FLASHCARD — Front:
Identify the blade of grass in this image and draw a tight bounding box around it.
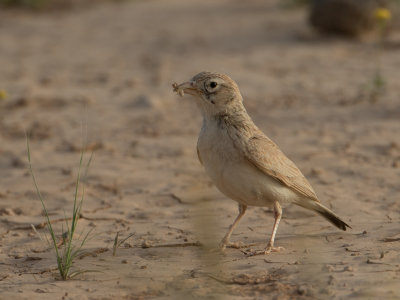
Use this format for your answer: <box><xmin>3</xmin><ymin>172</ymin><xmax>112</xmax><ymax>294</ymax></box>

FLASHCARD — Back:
<box><xmin>26</xmin><ymin>135</ymin><xmax>65</xmax><ymax>278</ymax></box>
<box><xmin>83</xmin><ymin>151</ymin><xmax>94</xmax><ymax>181</ymax></box>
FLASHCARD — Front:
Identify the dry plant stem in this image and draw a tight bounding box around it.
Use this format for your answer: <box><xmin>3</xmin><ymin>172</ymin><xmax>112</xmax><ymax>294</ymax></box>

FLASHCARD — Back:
<box><xmin>112</xmin><ymin>232</ymin><xmax>135</xmax><ymax>256</ymax></box>
<box><xmin>112</xmin><ymin>232</ymin><xmax>119</xmax><ymax>256</ymax></box>
<box><xmin>141</xmin><ymin>242</ymin><xmax>202</xmax><ymax>248</ymax></box>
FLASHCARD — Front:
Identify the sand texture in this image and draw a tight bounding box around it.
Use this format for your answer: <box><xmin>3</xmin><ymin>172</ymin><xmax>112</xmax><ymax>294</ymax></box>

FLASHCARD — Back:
<box><xmin>0</xmin><ymin>0</ymin><xmax>400</xmax><ymax>299</ymax></box>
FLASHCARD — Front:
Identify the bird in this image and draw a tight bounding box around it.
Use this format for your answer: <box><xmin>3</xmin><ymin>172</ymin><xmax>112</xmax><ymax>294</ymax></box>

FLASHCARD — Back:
<box><xmin>172</xmin><ymin>71</ymin><xmax>350</xmax><ymax>255</ymax></box>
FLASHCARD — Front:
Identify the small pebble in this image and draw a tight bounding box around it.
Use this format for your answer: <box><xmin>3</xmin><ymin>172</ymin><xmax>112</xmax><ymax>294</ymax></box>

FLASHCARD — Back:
<box><xmin>141</xmin><ymin>240</ymin><xmax>152</xmax><ymax>248</ymax></box>
<box><xmin>297</xmin><ymin>285</ymin><xmax>307</xmax><ymax>295</ymax></box>
<box><xmin>344</xmin><ymin>266</ymin><xmax>354</xmax><ymax>272</ymax></box>
<box><xmin>323</xmin><ymin>265</ymin><xmax>335</xmax><ymax>272</ymax></box>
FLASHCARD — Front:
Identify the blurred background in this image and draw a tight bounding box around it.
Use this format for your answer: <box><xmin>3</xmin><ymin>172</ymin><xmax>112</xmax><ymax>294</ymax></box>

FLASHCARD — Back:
<box><xmin>1</xmin><ymin>0</ymin><xmax>399</xmax><ymax>299</ymax></box>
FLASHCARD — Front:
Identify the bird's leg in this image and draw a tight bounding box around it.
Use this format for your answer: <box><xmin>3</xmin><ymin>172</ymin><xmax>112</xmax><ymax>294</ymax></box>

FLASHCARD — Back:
<box><xmin>247</xmin><ymin>201</ymin><xmax>284</xmax><ymax>256</ymax></box>
<box><xmin>264</xmin><ymin>201</ymin><xmax>284</xmax><ymax>253</ymax></box>
<box><xmin>219</xmin><ymin>204</ymin><xmax>247</xmax><ymax>250</ymax></box>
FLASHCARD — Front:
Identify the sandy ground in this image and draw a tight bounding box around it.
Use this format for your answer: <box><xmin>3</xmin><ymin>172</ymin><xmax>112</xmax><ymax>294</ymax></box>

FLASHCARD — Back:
<box><xmin>0</xmin><ymin>0</ymin><xmax>400</xmax><ymax>299</ymax></box>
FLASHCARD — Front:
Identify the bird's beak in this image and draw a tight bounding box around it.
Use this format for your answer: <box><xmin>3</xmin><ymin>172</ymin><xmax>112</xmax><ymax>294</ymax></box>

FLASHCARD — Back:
<box><xmin>172</xmin><ymin>81</ymin><xmax>199</xmax><ymax>97</ymax></box>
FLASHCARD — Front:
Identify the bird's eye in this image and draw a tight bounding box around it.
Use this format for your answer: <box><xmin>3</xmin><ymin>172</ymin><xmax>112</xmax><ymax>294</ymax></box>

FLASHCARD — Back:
<box><xmin>209</xmin><ymin>81</ymin><xmax>218</xmax><ymax>89</ymax></box>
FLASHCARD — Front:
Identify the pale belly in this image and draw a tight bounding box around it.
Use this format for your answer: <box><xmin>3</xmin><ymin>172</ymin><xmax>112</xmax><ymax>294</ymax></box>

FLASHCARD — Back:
<box><xmin>205</xmin><ymin>157</ymin><xmax>298</xmax><ymax>207</ymax></box>
<box><xmin>198</xmin><ymin>131</ymin><xmax>299</xmax><ymax>207</ymax></box>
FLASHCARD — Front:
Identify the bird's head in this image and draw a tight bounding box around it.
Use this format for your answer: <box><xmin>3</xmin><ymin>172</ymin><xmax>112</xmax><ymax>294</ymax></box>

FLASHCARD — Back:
<box><xmin>172</xmin><ymin>72</ymin><xmax>244</xmax><ymax>117</ymax></box>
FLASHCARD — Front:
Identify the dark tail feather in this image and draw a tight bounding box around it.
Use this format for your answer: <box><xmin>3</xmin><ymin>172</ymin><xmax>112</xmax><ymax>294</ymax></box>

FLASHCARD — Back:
<box><xmin>295</xmin><ymin>200</ymin><xmax>351</xmax><ymax>231</ymax></box>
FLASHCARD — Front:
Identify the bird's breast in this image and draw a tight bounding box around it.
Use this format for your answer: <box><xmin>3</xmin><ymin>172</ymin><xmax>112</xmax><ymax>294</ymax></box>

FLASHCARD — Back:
<box><xmin>197</xmin><ymin>123</ymin><xmax>261</xmax><ymax>205</ymax></box>
<box><xmin>197</xmin><ymin>124</ymin><xmax>239</xmax><ymax>181</ymax></box>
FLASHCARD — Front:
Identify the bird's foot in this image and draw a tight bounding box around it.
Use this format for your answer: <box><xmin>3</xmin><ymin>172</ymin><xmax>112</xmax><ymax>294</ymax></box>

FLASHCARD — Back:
<box><xmin>245</xmin><ymin>246</ymin><xmax>284</xmax><ymax>257</ymax></box>
<box><xmin>266</xmin><ymin>246</ymin><xmax>284</xmax><ymax>253</ymax></box>
<box><xmin>218</xmin><ymin>240</ymin><xmax>228</xmax><ymax>252</ymax></box>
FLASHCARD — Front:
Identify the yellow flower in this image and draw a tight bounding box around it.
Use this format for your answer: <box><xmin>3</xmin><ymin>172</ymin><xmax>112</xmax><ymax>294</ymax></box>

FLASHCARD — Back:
<box><xmin>0</xmin><ymin>89</ymin><xmax>7</xmax><ymax>101</ymax></box>
<box><xmin>374</xmin><ymin>8</ymin><xmax>392</xmax><ymax>21</ymax></box>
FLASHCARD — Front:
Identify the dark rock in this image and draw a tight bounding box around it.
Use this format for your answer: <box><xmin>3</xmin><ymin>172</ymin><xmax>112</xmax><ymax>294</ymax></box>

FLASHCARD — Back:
<box><xmin>309</xmin><ymin>0</ymin><xmax>387</xmax><ymax>36</ymax></box>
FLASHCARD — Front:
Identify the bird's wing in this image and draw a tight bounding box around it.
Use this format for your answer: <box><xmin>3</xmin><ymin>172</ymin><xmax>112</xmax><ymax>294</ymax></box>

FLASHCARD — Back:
<box><xmin>242</xmin><ymin>133</ymin><xmax>319</xmax><ymax>201</ymax></box>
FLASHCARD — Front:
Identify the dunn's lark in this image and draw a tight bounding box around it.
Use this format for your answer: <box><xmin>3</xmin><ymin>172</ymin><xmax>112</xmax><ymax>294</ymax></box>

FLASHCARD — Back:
<box><xmin>172</xmin><ymin>72</ymin><xmax>350</xmax><ymax>255</ymax></box>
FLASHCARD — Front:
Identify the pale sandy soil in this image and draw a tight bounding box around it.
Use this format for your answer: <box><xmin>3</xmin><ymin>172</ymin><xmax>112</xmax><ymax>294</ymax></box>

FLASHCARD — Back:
<box><xmin>0</xmin><ymin>0</ymin><xmax>400</xmax><ymax>299</ymax></box>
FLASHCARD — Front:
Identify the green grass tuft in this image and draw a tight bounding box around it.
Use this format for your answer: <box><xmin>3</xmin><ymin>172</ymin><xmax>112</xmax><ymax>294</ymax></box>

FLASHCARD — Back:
<box><xmin>27</xmin><ymin>135</ymin><xmax>93</xmax><ymax>280</ymax></box>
